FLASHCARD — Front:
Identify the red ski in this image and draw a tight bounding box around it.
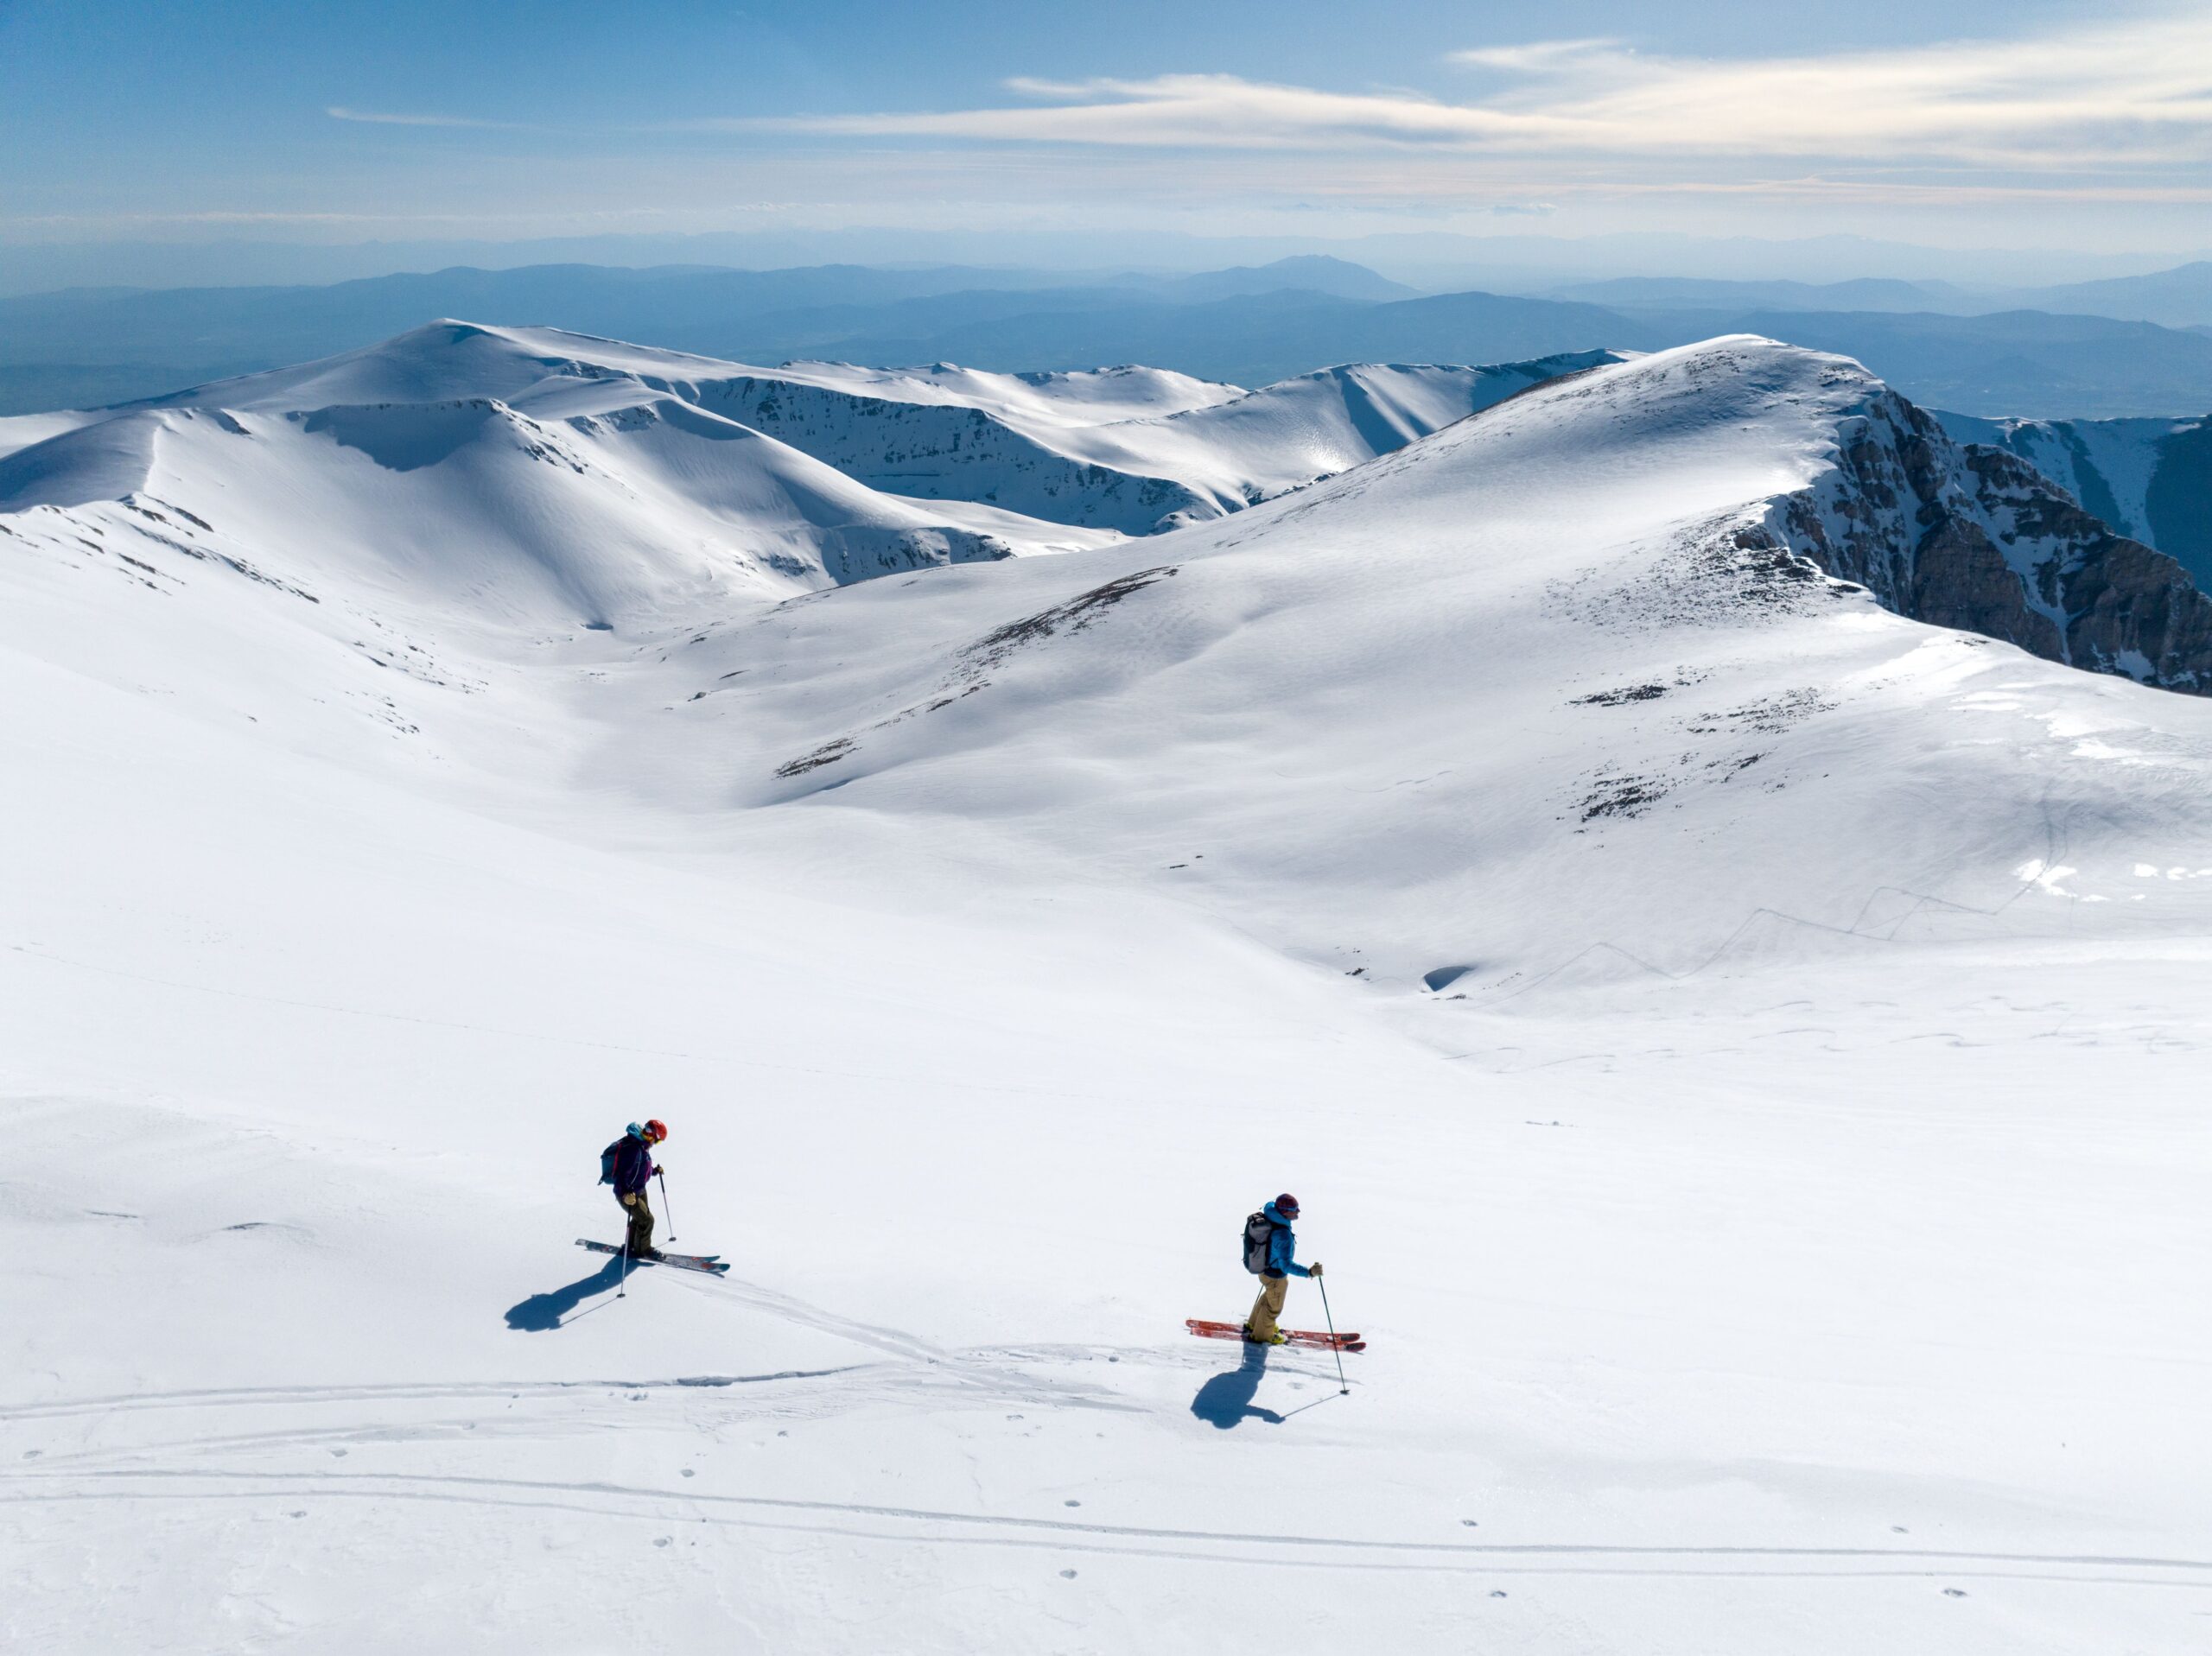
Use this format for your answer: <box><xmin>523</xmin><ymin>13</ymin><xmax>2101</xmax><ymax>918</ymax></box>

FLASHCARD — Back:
<box><xmin>1186</xmin><ymin>1318</ymin><xmax>1364</xmax><ymax>1353</ymax></box>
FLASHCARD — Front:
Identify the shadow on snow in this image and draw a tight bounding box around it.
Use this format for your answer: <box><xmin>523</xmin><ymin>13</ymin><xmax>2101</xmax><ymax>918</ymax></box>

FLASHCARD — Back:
<box><xmin>1190</xmin><ymin>1340</ymin><xmax>1283</xmax><ymax>1429</ymax></box>
<box><xmin>505</xmin><ymin>1257</ymin><xmax>626</xmax><ymax>1331</ymax></box>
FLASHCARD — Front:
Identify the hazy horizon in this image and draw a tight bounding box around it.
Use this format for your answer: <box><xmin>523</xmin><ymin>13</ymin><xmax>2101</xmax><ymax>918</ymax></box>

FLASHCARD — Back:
<box><xmin>3</xmin><ymin>227</ymin><xmax>2207</xmax><ymax>301</ymax></box>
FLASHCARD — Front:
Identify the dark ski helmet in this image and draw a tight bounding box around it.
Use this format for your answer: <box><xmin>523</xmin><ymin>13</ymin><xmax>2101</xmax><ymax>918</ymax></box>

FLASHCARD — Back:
<box><xmin>1274</xmin><ymin>1193</ymin><xmax>1300</xmax><ymax>1217</ymax></box>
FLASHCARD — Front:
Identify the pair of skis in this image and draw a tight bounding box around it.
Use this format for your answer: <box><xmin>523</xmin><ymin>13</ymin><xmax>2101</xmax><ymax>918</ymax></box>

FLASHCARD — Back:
<box><xmin>1185</xmin><ymin>1317</ymin><xmax>1364</xmax><ymax>1353</ymax></box>
<box><xmin>576</xmin><ymin>1238</ymin><xmax>729</xmax><ymax>1276</ymax></box>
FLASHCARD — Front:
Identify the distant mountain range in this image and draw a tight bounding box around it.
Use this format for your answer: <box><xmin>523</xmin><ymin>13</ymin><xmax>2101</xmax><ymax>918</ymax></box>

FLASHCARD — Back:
<box><xmin>0</xmin><ymin>256</ymin><xmax>1406</xmax><ymax>390</ymax></box>
<box><xmin>1541</xmin><ymin>263</ymin><xmax>2212</xmax><ymax>328</ymax></box>
<box><xmin>2008</xmin><ymin>262</ymin><xmax>2212</xmax><ymax>329</ymax></box>
<box><xmin>1547</xmin><ymin>276</ymin><xmax>1984</xmax><ymax>314</ymax></box>
<box><xmin>3</xmin><ymin>257</ymin><xmax>2209</xmax><ymax>421</ymax></box>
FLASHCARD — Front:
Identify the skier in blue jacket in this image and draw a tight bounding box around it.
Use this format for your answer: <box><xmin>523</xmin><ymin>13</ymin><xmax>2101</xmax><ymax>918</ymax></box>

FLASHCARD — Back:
<box><xmin>1244</xmin><ymin>1194</ymin><xmax>1322</xmax><ymax>1345</ymax></box>
<box><xmin>605</xmin><ymin>1120</ymin><xmax>666</xmax><ymax>1259</ymax></box>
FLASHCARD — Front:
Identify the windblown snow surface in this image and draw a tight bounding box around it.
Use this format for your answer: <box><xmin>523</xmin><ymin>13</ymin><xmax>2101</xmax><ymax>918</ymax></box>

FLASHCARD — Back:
<box><xmin>4</xmin><ymin>331</ymin><xmax>2212</xmax><ymax>1654</ymax></box>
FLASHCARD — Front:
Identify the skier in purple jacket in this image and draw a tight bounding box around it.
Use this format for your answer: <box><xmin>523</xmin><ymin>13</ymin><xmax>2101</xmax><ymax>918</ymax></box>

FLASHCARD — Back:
<box><xmin>605</xmin><ymin>1120</ymin><xmax>666</xmax><ymax>1259</ymax></box>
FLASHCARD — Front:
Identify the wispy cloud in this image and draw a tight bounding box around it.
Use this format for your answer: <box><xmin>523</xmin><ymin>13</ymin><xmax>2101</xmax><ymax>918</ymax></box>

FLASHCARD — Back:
<box><xmin>1447</xmin><ymin>17</ymin><xmax>2212</xmax><ymax>166</ymax></box>
<box><xmin>758</xmin><ymin>10</ymin><xmax>2212</xmax><ymax>170</ymax></box>
<box><xmin>1452</xmin><ymin>39</ymin><xmax>1623</xmax><ymax>74</ymax></box>
<box><xmin>326</xmin><ymin>106</ymin><xmax>525</xmax><ymax>130</ymax></box>
<box><xmin>761</xmin><ymin>73</ymin><xmax>1558</xmax><ymax>150</ymax></box>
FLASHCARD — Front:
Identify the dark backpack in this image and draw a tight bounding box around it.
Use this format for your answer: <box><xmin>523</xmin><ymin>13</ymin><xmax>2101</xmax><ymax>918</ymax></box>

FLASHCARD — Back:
<box><xmin>599</xmin><ymin>1139</ymin><xmax>625</xmax><ymax>1186</ymax></box>
<box><xmin>1242</xmin><ymin>1210</ymin><xmax>1277</xmax><ymax>1275</ymax></box>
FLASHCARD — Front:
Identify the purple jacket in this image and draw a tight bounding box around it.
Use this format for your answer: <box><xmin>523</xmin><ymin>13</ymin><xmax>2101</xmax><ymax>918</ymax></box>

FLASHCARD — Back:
<box><xmin>610</xmin><ymin>1135</ymin><xmax>657</xmax><ymax>1196</ymax></box>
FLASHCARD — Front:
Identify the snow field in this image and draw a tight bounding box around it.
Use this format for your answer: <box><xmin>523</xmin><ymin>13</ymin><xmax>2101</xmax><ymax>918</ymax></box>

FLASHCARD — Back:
<box><xmin>4</xmin><ymin>329</ymin><xmax>2212</xmax><ymax>1652</ymax></box>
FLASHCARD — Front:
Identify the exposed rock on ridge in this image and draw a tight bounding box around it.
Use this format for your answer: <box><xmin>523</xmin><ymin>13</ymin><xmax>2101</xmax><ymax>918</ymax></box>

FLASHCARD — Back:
<box><xmin>1933</xmin><ymin>408</ymin><xmax>2212</xmax><ymax>587</ymax></box>
<box><xmin>1763</xmin><ymin>386</ymin><xmax>2212</xmax><ymax>693</ymax></box>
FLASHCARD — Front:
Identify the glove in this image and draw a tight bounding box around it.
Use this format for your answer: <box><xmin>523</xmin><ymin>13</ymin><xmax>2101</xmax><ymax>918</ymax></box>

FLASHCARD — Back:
<box><xmin>1309</xmin><ymin>1261</ymin><xmax>1324</xmax><ymax>1278</ymax></box>
<box><xmin>652</xmin><ymin>1165</ymin><xmax>663</xmax><ymax>1178</ymax></box>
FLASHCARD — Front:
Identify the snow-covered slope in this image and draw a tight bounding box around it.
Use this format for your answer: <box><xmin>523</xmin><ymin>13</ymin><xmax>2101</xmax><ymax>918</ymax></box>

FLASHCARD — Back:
<box><xmin>0</xmin><ymin>325</ymin><xmax>1135</xmax><ymax>625</ymax></box>
<box><xmin>1937</xmin><ymin>408</ymin><xmax>2212</xmax><ymax>586</ymax></box>
<box><xmin>8</xmin><ymin>332</ymin><xmax>2212</xmax><ymax>1656</ymax></box>
<box><xmin>0</xmin><ymin>407</ymin><xmax>100</xmax><ymax>460</ymax></box>
<box><xmin>682</xmin><ymin>371</ymin><xmax>1224</xmax><ymax>533</ymax></box>
<box><xmin>672</xmin><ymin>351</ymin><xmax>1626</xmax><ymax>530</ymax></box>
<box><xmin>644</xmin><ymin>338</ymin><xmax>2212</xmax><ymax>983</ymax></box>
<box><xmin>758</xmin><ymin>358</ymin><xmax>1244</xmax><ymax>426</ymax></box>
<box><xmin>1028</xmin><ymin>352</ymin><xmax>1625</xmax><ymax>516</ymax></box>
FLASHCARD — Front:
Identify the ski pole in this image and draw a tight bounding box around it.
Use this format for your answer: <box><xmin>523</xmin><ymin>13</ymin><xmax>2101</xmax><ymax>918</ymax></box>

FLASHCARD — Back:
<box><xmin>618</xmin><ymin>1227</ymin><xmax>631</xmax><ymax>1299</ymax></box>
<box><xmin>1317</xmin><ymin>1274</ymin><xmax>1349</xmax><ymax>1395</ymax></box>
<box><xmin>658</xmin><ymin>1169</ymin><xmax>676</xmax><ymax>1242</ymax></box>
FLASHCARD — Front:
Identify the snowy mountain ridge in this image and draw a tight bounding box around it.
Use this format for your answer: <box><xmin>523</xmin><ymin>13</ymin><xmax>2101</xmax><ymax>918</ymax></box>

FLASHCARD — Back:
<box><xmin>11</xmin><ymin>327</ymin><xmax>2211</xmax><ymax>995</ymax></box>
<box><xmin>0</xmin><ymin>323</ymin><xmax>1632</xmax><ymax>555</ymax></box>
<box><xmin>17</xmin><ymin>325</ymin><xmax>2212</xmax><ymax>975</ymax></box>
<box><xmin>10</xmin><ymin>320</ymin><xmax>2207</xmax><ymax>695</ymax></box>
<box><xmin>0</xmin><ymin>389</ymin><xmax>1048</xmax><ymax>622</ymax></box>
<box><xmin>706</xmin><ymin>351</ymin><xmax>1628</xmax><ymax>528</ymax></box>
<box><xmin>651</xmin><ymin>336</ymin><xmax>2212</xmax><ymax>991</ymax></box>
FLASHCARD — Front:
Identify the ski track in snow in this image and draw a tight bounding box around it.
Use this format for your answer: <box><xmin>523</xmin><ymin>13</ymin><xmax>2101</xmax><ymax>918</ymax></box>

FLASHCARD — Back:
<box><xmin>10</xmin><ymin>1465</ymin><xmax>2212</xmax><ymax>1587</ymax></box>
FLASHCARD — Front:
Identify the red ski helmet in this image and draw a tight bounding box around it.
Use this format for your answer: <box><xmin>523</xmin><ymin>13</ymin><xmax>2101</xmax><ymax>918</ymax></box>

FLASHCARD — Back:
<box><xmin>642</xmin><ymin>1119</ymin><xmax>669</xmax><ymax>1144</ymax></box>
<box><xmin>1274</xmin><ymin>1193</ymin><xmax>1300</xmax><ymax>1217</ymax></box>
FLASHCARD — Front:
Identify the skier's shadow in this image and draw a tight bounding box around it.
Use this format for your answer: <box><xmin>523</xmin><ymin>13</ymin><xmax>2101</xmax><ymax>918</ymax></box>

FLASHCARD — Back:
<box><xmin>505</xmin><ymin>1259</ymin><xmax>626</xmax><ymax>1331</ymax></box>
<box><xmin>1190</xmin><ymin>1341</ymin><xmax>1283</xmax><ymax>1429</ymax></box>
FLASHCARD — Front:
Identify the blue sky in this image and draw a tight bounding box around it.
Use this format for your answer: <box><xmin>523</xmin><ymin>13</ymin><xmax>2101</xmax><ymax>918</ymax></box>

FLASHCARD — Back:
<box><xmin>4</xmin><ymin>0</ymin><xmax>2206</xmax><ymax>278</ymax></box>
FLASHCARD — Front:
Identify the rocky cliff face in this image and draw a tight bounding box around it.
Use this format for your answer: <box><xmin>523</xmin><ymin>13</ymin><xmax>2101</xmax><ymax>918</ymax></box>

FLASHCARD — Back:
<box><xmin>1761</xmin><ymin>387</ymin><xmax>2212</xmax><ymax>694</ymax></box>
<box><xmin>1933</xmin><ymin>409</ymin><xmax>2212</xmax><ymax>590</ymax></box>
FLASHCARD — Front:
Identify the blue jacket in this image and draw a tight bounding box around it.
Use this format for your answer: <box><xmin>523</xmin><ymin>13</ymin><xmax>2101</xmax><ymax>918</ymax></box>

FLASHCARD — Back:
<box><xmin>611</xmin><ymin>1134</ymin><xmax>657</xmax><ymax>1197</ymax></box>
<box><xmin>1262</xmin><ymin>1202</ymin><xmax>1310</xmax><ymax>1278</ymax></box>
